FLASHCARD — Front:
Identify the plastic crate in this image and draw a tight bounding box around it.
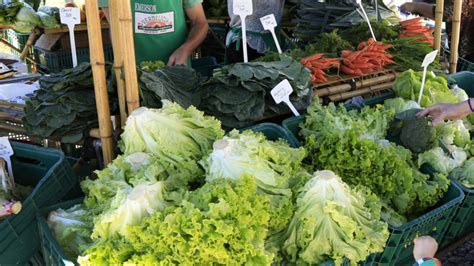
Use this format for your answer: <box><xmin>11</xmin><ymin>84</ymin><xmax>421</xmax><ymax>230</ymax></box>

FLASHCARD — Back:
<box><xmin>6</xmin><ymin>29</ymin><xmax>31</xmax><ymax>51</ymax></box>
<box><xmin>448</xmin><ymin>71</ymin><xmax>474</xmax><ymax>92</ymax></box>
<box><xmin>442</xmin><ymin>180</ymin><xmax>474</xmax><ymax>247</ymax></box>
<box><xmin>38</xmin><ymin>198</ymin><xmax>84</xmax><ymax>266</ymax></box>
<box><xmin>363</xmin><ymin>183</ymin><xmax>464</xmax><ymax>265</ymax></box>
<box><xmin>34</xmin><ymin>45</ymin><xmax>114</xmax><ymax>73</ymax></box>
<box><xmin>0</xmin><ymin>142</ymin><xmax>78</xmax><ymax>264</ymax></box>
<box><xmin>243</xmin><ymin>122</ymin><xmax>299</xmax><ymax>148</ymax></box>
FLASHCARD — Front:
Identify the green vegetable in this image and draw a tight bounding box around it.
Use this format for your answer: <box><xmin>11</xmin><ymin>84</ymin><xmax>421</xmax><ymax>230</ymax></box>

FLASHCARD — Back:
<box><xmin>139</xmin><ymin>65</ymin><xmax>202</xmax><ymax>109</ymax></box>
<box><xmin>37</xmin><ymin>11</ymin><xmax>59</xmax><ymax>29</ymax></box>
<box><xmin>0</xmin><ymin>0</ymin><xmax>23</xmax><ymax>26</ymax></box>
<box><xmin>279</xmin><ymin>170</ymin><xmax>389</xmax><ymax>265</ymax></box>
<box><xmin>418</xmin><ymin>146</ymin><xmax>468</xmax><ymax>175</ymax></box>
<box><xmin>139</xmin><ymin>60</ymin><xmax>165</xmax><ymax>72</ymax></box>
<box><xmin>450</xmin><ymin>158</ymin><xmax>474</xmax><ymax>188</ymax></box>
<box><xmin>301</xmin><ymin>101</ymin><xmax>449</xmax><ymax>220</ymax></box>
<box><xmin>383</xmin><ymin>97</ymin><xmax>421</xmax><ymax>114</ymax></box>
<box><xmin>387</xmin><ymin>38</ymin><xmax>442</xmax><ymax>72</ymax></box>
<box><xmin>394</xmin><ymin>70</ymin><xmax>458</xmax><ymax>107</ymax></box>
<box><xmin>340</xmin><ymin>19</ymin><xmax>399</xmax><ymax>47</ymax></box>
<box><xmin>79</xmin><ymin>176</ymin><xmax>275</xmax><ymax>265</ymax></box>
<box><xmin>13</xmin><ymin>4</ymin><xmax>41</xmax><ymax>33</ymax></box>
<box><xmin>199</xmin><ymin>55</ymin><xmax>312</xmax><ymax>128</ymax></box>
<box><xmin>23</xmin><ymin>63</ymin><xmax>117</xmax><ymax>143</ymax></box>
<box><xmin>47</xmin><ymin>204</ymin><xmax>93</xmax><ymax>260</ymax></box>
<box><xmin>119</xmin><ymin>102</ymin><xmax>224</xmax><ymax>161</ymax></box>
<box><xmin>202</xmin><ymin>129</ymin><xmax>308</xmax><ymax>234</ymax></box>
<box><xmin>436</xmin><ymin>120</ymin><xmax>471</xmax><ymax>149</ymax></box>
<box><xmin>37</xmin><ymin>6</ymin><xmax>59</xmax><ymax>20</ymax></box>
<box><xmin>399</xmin><ymin>117</ymin><xmax>436</xmax><ymax>154</ymax></box>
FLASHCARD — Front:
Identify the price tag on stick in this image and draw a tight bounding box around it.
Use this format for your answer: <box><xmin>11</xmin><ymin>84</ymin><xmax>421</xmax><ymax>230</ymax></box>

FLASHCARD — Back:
<box><xmin>356</xmin><ymin>0</ymin><xmax>377</xmax><ymax>41</ymax></box>
<box><xmin>60</xmin><ymin>7</ymin><xmax>81</xmax><ymax>67</ymax></box>
<box><xmin>260</xmin><ymin>14</ymin><xmax>282</xmax><ymax>54</ymax></box>
<box><xmin>417</xmin><ymin>50</ymin><xmax>439</xmax><ymax>105</ymax></box>
<box><xmin>271</xmin><ymin>79</ymin><xmax>300</xmax><ymax>116</ymax></box>
<box><xmin>233</xmin><ymin>0</ymin><xmax>253</xmax><ymax>63</ymax></box>
<box><xmin>0</xmin><ymin>137</ymin><xmax>14</xmax><ymax>189</ymax></box>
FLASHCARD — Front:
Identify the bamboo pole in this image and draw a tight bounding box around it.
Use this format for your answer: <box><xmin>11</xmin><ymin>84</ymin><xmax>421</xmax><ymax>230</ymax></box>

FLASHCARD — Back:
<box><xmin>20</xmin><ymin>29</ymin><xmax>40</xmax><ymax>61</ymax></box>
<box><xmin>449</xmin><ymin>0</ymin><xmax>463</xmax><ymax>73</ymax></box>
<box><xmin>328</xmin><ymin>82</ymin><xmax>394</xmax><ymax>102</ymax></box>
<box><xmin>314</xmin><ymin>73</ymin><xmax>398</xmax><ymax>97</ymax></box>
<box><xmin>108</xmin><ymin>0</ymin><xmax>127</xmax><ymax>127</ymax></box>
<box><xmin>85</xmin><ymin>0</ymin><xmax>114</xmax><ymax>165</ymax></box>
<box><xmin>118</xmin><ymin>0</ymin><xmax>140</xmax><ymax>113</ymax></box>
<box><xmin>433</xmin><ymin>0</ymin><xmax>444</xmax><ymax>52</ymax></box>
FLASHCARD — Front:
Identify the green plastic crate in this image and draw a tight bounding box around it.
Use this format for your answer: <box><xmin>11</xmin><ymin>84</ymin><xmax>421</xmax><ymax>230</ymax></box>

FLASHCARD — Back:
<box><xmin>448</xmin><ymin>71</ymin><xmax>474</xmax><ymax>92</ymax></box>
<box><xmin>243</xmin><ymin>122</ymin><xmax>299</xmax><ymax>148</ymax></box>
<box><xmin>38</xmin><ymin>198</ymin><xmax>84</xmax><ymax>266</ymax></box>
<box><xmin>6</xmin><ymin>29</ymin><xmax>30</xmax><ymax>51</ymax></box>
<box><xmin>0</xmin><ymin>142</ymin><xmax>78</xmax><ymax>264</ymax></box>
<box><xmin>34</xmin><ymin>45</ymin><xmax>114</xmax><ymax>73</ymax></box>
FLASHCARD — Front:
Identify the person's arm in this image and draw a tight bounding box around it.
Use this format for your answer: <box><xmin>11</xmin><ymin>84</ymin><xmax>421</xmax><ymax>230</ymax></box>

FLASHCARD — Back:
<box><xmin>417</xmin><ymin>98</ymin><xmax>474</xmax><ymax>125</ymax></box>
<box><xmin>412</xmin><ymin>236</ymin><xmax>441</xmax><ymax>266</ymax></box>
<box><xmin>400</xmin><ymin>2</ymin><xmax>436</xmax><ymax>20</ymax></box>
<box><xmin>167</xmin><ymin>4</ymin><xmax>209</xmax><ymax>66</ymax></box>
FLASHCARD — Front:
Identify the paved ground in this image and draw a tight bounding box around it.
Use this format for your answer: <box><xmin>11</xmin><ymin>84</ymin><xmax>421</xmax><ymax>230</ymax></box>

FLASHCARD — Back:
<box><xmin>439</xmin><ymin>233</ymin><xmax>474</xmax><ymax>266</ymax></box>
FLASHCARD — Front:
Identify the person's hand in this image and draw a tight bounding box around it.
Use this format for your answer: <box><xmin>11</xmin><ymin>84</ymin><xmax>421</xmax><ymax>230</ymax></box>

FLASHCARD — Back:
<box><xmin>413</xmin><ymin>236</ymin><xmax>438</xmax><ymax>261</ymax></box>
<box><xmin>167</xmin><ymin>45</ymin><xmax>192</xmax><ymax>66</ymax></box>
<box><xmin>417</xmin><ymin>100</ymin><xmax>472</xmax><ymax>125</ymax></box>
<box><xmin>400</xmin><ymin>3</ymin><xmax>416</xmax><ymax>13</ymax></box>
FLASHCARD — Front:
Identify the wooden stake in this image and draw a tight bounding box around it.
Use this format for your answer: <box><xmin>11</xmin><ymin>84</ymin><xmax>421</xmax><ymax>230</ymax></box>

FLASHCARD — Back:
<box><xmin>450</xmin><ymin>0</ymin><xmax>463</xmax><ymax>73</ymax></box>
<box><xmin>434</xmin><ymin>0</ymin><xmax>444</xmax><ymax>52</ymax></box>
<box><xmin>85</xmin><ymin>0</ymin><xmax>114</xmax><ymax>165</ymax></box>
<box><xmin>118</xmin><ymin>0</ymin><xmax>140</xmax><ymax>113</ymax></box>
<box><xmin>108</xmin><ymin>0</ymin><xmax>127</xmax><ymax>126</ymax></box>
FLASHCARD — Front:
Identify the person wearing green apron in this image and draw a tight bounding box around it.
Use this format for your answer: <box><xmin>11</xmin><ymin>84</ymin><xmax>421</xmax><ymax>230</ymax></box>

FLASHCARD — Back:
<box><xmin>99</xmin><ymin>0</ymin><xmax>208</xmax><ymax>65</ymax></box>
<box><xmin>226</xmin><ymin>0</ymin><xmax>285</xmax><ymax>63</ymax></box>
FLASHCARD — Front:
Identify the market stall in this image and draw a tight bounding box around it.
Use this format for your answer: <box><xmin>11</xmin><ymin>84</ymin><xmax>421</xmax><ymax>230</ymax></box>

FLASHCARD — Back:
<box><xmin>0</xmin><ymin>0</ymin><xmax>473</xmax><ymax>265</ymax></box>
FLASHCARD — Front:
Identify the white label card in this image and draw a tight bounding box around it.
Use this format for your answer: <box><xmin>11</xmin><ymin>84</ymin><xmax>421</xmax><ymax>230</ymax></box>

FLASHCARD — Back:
<box><xmin>271</xmin><ymin>79</ymin><xmax>293</xmax><ymax>104</ymax></box>
<box><xmin>422</xmin><ymin>50</ymin><xmax>439</xmax><ymax>67</ymax></box>
<box><xmin>60</xmin><ymin>7</ymin><xmax>81</xmax><ymax>25</ymax></box>
<box><xmin>233</xmin><ymin>0</ymin><xmax>253</xmax><ymax>16</ymax></box>
<box><xmin>260</xmin><ymin>14</ymin><xmax>277</xmax><ymax>31</ymax></box>
<box><xmin>0</xmin><ymin>137</ymin><xmax>13</xmax><ymax>158</ymax></box>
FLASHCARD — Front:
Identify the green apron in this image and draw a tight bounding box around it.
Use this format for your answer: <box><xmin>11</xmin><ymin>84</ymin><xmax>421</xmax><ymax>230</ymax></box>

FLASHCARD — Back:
<box><xmin>132</xmin><ymin>0</ymin><xmax>188</xmax><ymax>63</ymax></box>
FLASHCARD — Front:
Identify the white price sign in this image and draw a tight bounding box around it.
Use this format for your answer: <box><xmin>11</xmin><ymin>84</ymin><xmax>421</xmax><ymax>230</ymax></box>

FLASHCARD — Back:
<box><xmin>418</xmin><ymin>50</ymin><xmax>439</xmax><ymax>104</ymax></box>
<box><xmin>0</xmin><ymin>137</ymin><xmax>14</xmax><ymax>184</ymax></box>
<box><xmin>260</xmin><ymin>14</ymin><xmax>282</xmax><ymax>54</ymax></box>
<box><xmin>271</xmin><ymin>79</ymin><xmax>300</xmax><ymax>116</ymax></box>
<box><xmin>60</xmin><ymin>7</ymin><xmax>81</xmax><ymax>25</ymax></box>
<box><xmin>60</xmin><ymin>7</ymin><xmax>81</xmax><ymax>67</ymax></box>
<box><xmin>233</xmin><ymin>0</ymin><xmax>253</xmax><ymax>63</ymax></box>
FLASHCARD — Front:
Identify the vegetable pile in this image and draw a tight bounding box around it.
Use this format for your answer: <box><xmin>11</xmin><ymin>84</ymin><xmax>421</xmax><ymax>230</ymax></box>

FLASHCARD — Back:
<box><xmin>0</xmin><ymin>1</ymin><xmax>59</xmax><ymax>32</ymax></box>
<box><xmin>300</xmin><ymin>53</ymin><xmax>339</xmax><ymax>83</ymax></box>
<box><xmin>198</xmin><ymin>55</ymin><xmax>312</xmax><ymax>128</ymax></box>
<box><xmin>23</xmin><ymin>63</ymin><xmax>117</xmax><ymax>143</ymax></box>
<box><xmin>399</xmin><ymin>17</ymin><xmax>434</xmax><ymax>47</ymax></box>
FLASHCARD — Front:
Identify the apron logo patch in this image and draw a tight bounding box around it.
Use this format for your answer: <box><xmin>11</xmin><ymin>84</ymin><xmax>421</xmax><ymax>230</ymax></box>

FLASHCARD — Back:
<box><xmin>135</xmin><ymin>11</ymin><xmax>175</xmax><ymax>35</ymax></box>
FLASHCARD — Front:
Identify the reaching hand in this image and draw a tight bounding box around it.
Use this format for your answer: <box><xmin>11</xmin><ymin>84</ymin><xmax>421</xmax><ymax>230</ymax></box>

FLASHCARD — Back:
<box><xmin>417</xmin><ymin>100</ymin><xmax>473</xmax><ymax>125</ymax></box>
<box><xmin>413</xmin><ymin>236</ymin><xmax>438</xmax><ymax>261</ymax></box>
<box><xmin>167</xmin><ymin>45</ymin><xmax>192</xmax><ymax>66</ymax></box>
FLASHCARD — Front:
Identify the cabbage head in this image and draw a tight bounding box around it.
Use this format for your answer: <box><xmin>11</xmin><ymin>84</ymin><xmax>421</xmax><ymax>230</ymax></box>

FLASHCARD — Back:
<box><xmin>418</xmin><ymin>146</ymin><xmax>468</xmax><ymax>174</ymax></box>
<box><xmin>280</xmin><ymin>170</ymin><xmax>389</xmax><ymax>265</ymax></box>
<box><xmin>13</xmin><ymin>5</ymin><xmax>41</xmax><ymax>33</ymax></box>
<box><xmin>384</xmin><ymin>97</ymin><xmax>420</xmax><ymax>114</ymax></box>
<box><xmin>119</xmin><ymin>101</ymin><xmax>224</xmax><ymax>162</ymax></box>
<box><xmin>450</xmin><ymin>158</ymin><xmax>474</xmax><ymax>189</ymax></box>
<box><xmin>436</xmin><ymin>120</ymin><xmax>471</xmax><ymax>149</ymax></box>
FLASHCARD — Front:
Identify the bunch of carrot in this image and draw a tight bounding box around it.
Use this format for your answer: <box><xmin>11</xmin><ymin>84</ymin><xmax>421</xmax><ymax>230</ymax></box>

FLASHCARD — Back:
<box><xmin>340</xmin><ymin>38</ymin><xmax>395</xmax><ymax>76</ymax></box>
<box><xmin>301</xmin><ymin>53</ymin><xmax>340</xmax><ymax>83</ymax></box>
<box><xmin>399</xmin><ymin>17</ymin><xmax>434</xmax><ymax>47</ymax></box>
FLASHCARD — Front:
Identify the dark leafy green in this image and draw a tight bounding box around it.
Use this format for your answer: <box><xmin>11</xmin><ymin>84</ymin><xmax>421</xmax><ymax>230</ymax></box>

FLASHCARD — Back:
<box><xmin>23</xmin><ymin>63</ymin><xmax>117</xmax><ymax>143</ymax></box>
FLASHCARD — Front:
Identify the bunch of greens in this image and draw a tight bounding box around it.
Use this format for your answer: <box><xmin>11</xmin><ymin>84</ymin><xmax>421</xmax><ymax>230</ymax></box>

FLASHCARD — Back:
<box><xmin>139</xmin><ymin>65</ymin><xmax>201</xmax><ymax>109</ymax></box>
<box><xmin>79</xmin><ymin>176</ymin><xmax>275</xmax><ymax>265</ymax></box>
<box><xmin>23</xmin><ymin>63</ymin><xmax>117</xmax><ymax>143</ymax></box>
<box><xmin>119</xmin><ymin>102</ymin><xmax>224</xmax><ymax>160</ymax></box>
<box><xmin>47</xmin><ymin>204</ymin><xmax>93</xmax><ymax>259</ymax></box>
<box><xmin>12</xmin><ymin>3</ymin><xmax>40</xmax><ymax>32</ymax></box>
<box><xmin>450</xmin><ymin>158</ymin><xmax>474</xmax><ymax>189</ymax></box>
<box><xmin>300</xmin><ymin>101</ymin><xmax>450</xmax><ymax>223</ymax></box>
<box><xmin>394</xmin><ymin>70</ymin><xmax>460</xmax><ymax>107</ymax></box>
<box><xmin>199</xmin><ymin>55</ymin><xmax>311</xmax><ymax>128</ymax></box>
<box><xmin>278</xmin><ymin>170</ymin><xmax>389</xmax><ymax>265</ymax></box>
<box><xmin>36</xmin><ymin>10</ymin><xmax>59</xmax><ymax>29</ymax></box>
<box><xmin>139</xmin><ymin>60</ymin><xmax>165</xmax><ymax>72</ymax></box>
<box><xmin>387</xmin><ymin>38</ymin><xmax>442</xmax><ymax>72</ymax></box>
<box><xmin>418</xmin><ymin>146</ymin><xmax>468</xmax><ymax>175</ymax></box>
<box><xmin>202</xmin><ymin>130</ymin><xmax>308</xmax><ymax>234</ymax></box>
<box><xmin>340</xmin><ymin>19</ymin><xmax>399</xmax><ymax>47</ymax></box>
<box><xmin>0</xmin><ymin>0</ymin><xmax>23</xmax><ymax>26</ymax></box>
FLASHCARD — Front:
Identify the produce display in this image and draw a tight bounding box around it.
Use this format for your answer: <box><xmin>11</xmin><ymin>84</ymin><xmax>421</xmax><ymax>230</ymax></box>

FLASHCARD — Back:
<box><xmin>0</xmin><ymin>1</ymin><xmax>59</xmax><ymax>32</ymax></box>
<box><xmin>199</xmin><ymin>55</ymin><xmax>312</xmax><ymax>128</ymax></box>
<box><xmin>450</xmin><ymin>158</ymin><xmax>474</xmax><ymax>188</ymax></box>
<box><xmin>399</xmin><ymin>17</ymin><xmax>434</xmax><ymax>47</ymax></box>
<box><xmin>22</xmin><ymin>63</ymin><xmax>117</xmax><ymax>143</ymax></box>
